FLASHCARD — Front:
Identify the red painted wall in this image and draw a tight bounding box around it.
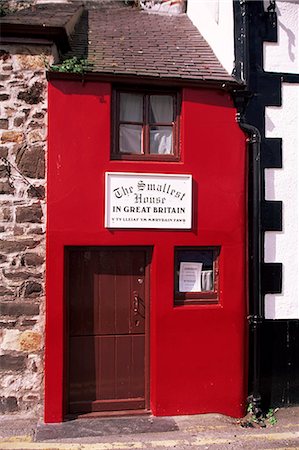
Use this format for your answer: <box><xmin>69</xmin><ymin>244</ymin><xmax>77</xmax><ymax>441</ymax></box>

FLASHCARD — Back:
<box><xmin>45</xmin><ymin>80</ymin><xmax>247</xmax><ymax>423</ymax></box>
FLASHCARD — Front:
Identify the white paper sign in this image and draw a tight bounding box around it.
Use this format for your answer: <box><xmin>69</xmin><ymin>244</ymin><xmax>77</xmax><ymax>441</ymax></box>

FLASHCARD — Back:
<box><xmin>179</xmin><ymin>262</ymin><xmax>202</xmax><ymax>292</ymax></box>
<box><xmin>105</xmin><ymin>172</ymin><xmax>192</xmax><ymax>229</ymax></box>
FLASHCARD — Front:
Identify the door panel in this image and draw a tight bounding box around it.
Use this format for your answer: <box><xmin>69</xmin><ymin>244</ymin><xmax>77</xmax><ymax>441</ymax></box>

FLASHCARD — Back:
<box><xmin>67</xmin><ymin>247</ymin><xmax>149</xmax><ymax>415</ymax></box>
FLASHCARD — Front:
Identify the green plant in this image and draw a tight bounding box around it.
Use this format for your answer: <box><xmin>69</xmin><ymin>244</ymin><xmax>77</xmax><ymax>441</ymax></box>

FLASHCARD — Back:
<box><xmin>50</xmin><ymin>57</ymin><xmax>93</xmax><ymax>74</ymax></box>
<box><xmin>241</xmin><ymin>402</ymin><xmax>278</xmax><ymax>428</ymax></box>
<box><xmin>266</xmin><ymin>408</ymin><xmax>278</xmax><ymax>426</ymax></box>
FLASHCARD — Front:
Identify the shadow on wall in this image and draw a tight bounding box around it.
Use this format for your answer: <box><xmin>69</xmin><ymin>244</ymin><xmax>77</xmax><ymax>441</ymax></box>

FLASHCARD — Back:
<box><xmin>276</xmin><ymin>4</ymin><xmax>296</xmax><ymax>63</ymax></box>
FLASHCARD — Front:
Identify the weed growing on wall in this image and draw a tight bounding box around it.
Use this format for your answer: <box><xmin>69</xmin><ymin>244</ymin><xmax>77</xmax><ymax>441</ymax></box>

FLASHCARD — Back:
<box><xmin>239</xmin><ymin>403</ymin><xmax>278</xmax><ymax>428</ymax></box>
<box><xmin>49</xmin><ymin>57</ymin><xmax>93</xmax><ymax>74</ymax></box>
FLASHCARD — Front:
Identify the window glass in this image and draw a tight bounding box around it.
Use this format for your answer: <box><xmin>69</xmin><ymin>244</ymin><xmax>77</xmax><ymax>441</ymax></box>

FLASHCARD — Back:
<box><xmin>149</xmin><ymin>95</ymin><xmax>173</xmax><ymax>123</ymax></box>
<box><xmin>120</xmin><ymin>93</ymin><xmax>143</xmax><ymax>122</ymax></box>
<box><xmin>113</xmin><ymin>89</ymin><xmax>179</xmax><ymax>159</ymax></box>
<box><xmin>119</xmin><ymin>124</ymin><xmax>142</xmax><ymax>153</ymax></box>
<box><xmin>149</xmin><ymin>126</ymin><xmax>173</xmax><ymax>154</ymax></box>
<box><xmin>174</xmin><ymin>247</ymin><xmax>220</xmax><ymax>305</ymax></box>
<box><xmin>176</xmin><ymin>249</ymin><xmax>214</xmax><ymax>292</ymax></box>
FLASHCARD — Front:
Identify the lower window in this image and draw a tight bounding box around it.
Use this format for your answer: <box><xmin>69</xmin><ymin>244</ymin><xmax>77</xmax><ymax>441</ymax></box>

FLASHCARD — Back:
<box><xmin>174</xmin><ymin>247</ymin><xmax>220</xmax><ymax>305</ymax></box>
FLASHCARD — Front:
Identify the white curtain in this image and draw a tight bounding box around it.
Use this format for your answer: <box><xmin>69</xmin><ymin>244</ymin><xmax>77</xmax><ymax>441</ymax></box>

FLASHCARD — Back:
<box><xmin>120</xmin><ymin>93</ymin><xmax>143</xmax><ymax>122</ymax></box>
<box><xmin>150</xmin><ymin>95</ymin><xmax>173</xmax><ymax>123</ymax></box>
<box><xmin>150</xmin><ymin>127</ymin><xmax>173</xmax><ymax>154</ymax></box>
<box><xmin>119</xmin><ymin>124</ymin><xmax>142</xmax><ymax>153</ymax></box>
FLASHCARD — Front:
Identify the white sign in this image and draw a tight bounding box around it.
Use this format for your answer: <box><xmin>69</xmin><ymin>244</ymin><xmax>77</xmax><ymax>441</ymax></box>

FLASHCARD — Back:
<box><xmin>105</xmin><ymin>172</ymin><xmax>192</xmax><ymax>229</ymax></box>
<box><xmin>179</xmin><ymin>262</ymin><xmax>202</xmax><ymax>292</ymax></box>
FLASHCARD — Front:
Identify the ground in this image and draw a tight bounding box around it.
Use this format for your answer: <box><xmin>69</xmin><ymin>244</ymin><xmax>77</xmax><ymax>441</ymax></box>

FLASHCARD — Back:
<box><xmin>0</xmin><ymin>407</ymin><xmax>298</xmax><ymax>449</ymax></box>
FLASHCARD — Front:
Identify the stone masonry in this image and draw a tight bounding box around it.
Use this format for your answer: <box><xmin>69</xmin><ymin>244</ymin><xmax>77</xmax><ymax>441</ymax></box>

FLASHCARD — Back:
<box><xmin>0</xmin><ymin>43</ymin><xmax>55</xmax><ymax>417</ymax></box>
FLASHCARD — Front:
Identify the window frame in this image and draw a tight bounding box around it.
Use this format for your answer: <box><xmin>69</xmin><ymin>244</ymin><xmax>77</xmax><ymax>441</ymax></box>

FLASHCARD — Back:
<box><xmin>174</xmin><ymin>246</ymin><xmax>220</xmax><ymax>306</ymax></box>
<box><xmin>111</xmin><ymin>87</ymin><xmax>181</xmax><ymax>161</ymax></box>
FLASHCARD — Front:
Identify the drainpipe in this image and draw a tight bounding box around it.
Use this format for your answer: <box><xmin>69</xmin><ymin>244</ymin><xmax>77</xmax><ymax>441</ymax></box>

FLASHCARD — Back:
<box><xmin>236</xmin><ymin>113</ymin><xmax>263</xmax><ymax>417</ymax></box>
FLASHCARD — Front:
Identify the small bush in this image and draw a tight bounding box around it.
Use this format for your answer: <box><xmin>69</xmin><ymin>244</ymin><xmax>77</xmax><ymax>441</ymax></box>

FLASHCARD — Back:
<box><xmin>50</xmin><ymin>57</ymin><xmax>93</xmax><ymax>74</ymax></box>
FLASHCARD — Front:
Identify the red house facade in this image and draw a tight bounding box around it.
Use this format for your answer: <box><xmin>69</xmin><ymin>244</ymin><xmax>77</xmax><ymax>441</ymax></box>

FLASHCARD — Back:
<box><xmin>45</xmin><ymin>77</ymin><xmax>247</xmax><ymax>421</ymax></box>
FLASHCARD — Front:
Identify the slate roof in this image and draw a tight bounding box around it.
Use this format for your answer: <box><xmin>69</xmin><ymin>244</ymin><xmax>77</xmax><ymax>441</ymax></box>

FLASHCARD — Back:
<box><xmin>0</xmin><ymin>3</ymin><xmax>84</xmax><ymax>51</ymax></box>
<box><xmin>0</xmin><ymin>1</ymin><xmax>236</xmax><ymax>84</ymax></box>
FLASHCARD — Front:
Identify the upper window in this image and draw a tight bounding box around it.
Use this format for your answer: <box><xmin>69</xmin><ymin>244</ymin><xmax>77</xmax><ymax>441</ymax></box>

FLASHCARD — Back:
<box><xmin>112</xmin><ymin>89</ymin><xmax>180</xmax><ymax>160</ymax></box>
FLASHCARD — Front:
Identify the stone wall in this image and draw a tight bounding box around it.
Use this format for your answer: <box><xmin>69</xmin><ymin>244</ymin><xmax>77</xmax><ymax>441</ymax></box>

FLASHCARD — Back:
<box><xmin>0</xmin><ymin>43</ymin><xmax>54</xmax><ymax>417</ymax></box>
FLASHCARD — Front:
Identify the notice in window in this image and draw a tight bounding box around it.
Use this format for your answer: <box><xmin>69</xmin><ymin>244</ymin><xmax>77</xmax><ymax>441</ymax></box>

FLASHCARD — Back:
<box><xmin>179</xmin><ymin>262</ymin><xmax>202</xmax><ymax>292</ymax></box>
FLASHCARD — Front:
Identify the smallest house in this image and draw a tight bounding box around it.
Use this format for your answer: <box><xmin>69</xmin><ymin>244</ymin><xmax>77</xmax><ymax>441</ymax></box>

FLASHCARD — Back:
<box><xmin>1</xmin><ymin>0</ymin><xmax>248</xmax><ymax>423</ymax></box>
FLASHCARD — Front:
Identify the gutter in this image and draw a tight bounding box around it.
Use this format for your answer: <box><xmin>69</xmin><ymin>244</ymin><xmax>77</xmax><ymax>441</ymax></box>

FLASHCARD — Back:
<box><xmin>236</xmin><ymin>109</ymin><xmax>263</xmax><ymax>417</ymax></box>
<box><xmin>46</xmin><ymin>70</ymin><xmax>243</xmax><ymax>92</ymax></box>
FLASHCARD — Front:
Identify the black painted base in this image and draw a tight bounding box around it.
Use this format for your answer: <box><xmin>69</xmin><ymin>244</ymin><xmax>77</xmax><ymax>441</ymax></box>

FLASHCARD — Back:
<box><xmin>250</xmin><ymin>320</ymin><xmax>299</xmax><ymax>409</ymax></box>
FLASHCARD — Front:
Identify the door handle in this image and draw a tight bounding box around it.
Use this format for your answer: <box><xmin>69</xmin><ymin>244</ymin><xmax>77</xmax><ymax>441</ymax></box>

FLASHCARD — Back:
<box><xmin>133</xmin><ymin>292</ymin><xmax>139</xmax><ymax>314</ymax></box>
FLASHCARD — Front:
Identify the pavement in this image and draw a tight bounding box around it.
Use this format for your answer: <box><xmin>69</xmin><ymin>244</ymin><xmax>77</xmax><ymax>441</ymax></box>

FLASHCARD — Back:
<box><xmin>0</xmin><ymin>407</ymin><xmax>299</xmax><ymax>449</ymax></box>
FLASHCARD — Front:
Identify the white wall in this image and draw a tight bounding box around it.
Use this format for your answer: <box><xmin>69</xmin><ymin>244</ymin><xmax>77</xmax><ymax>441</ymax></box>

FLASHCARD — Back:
<box><xmin>187</xmin><ymin>0</ymin><xmax>234</xmax><ymax>75</ymax></box>
<box><xmin>264</xmin><ymin>84</ymin><xmax>299</xmax><ymax>319</ymax></box>
<box><xmin>264</xmin><ymin>1</ymin><xmax>299</xmax><ymax>319</ymax></box>
<box><xmin>264</xmin><ymin>0</ymin><xmax>299</xmax><ymax>74</ymax></box>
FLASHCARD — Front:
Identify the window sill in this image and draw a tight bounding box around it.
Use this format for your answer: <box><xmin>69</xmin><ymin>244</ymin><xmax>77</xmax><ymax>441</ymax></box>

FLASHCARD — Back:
<box><xmin>174</xmin><ymin>292</ymin><xmax>219</xmax><ymax>306</ymax></box>
<box><xmin>111</xmin><ymin>154</ymin><xmax>180</xmax><ymax>162</ymax></box>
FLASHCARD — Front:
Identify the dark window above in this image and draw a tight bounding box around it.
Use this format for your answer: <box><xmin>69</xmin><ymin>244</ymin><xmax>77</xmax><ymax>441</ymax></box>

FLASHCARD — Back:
<box><xmin>112</xmin><ymin>89</ymin><xmax>180</xmax><ymax>161</ymax></box>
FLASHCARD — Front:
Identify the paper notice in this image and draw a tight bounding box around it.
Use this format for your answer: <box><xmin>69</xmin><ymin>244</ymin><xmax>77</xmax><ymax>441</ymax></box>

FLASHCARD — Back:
<box><xmin>179</xmin><ymin>262</ymin><xmax>202</xmax><ymax>292</ymax></box>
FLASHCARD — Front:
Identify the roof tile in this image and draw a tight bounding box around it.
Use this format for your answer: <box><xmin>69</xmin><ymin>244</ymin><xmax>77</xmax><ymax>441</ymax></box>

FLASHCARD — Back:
<box><xmin>1</xmin><ymin>1</ymin><xmax>235</xmax><ymax>83</ymax></box>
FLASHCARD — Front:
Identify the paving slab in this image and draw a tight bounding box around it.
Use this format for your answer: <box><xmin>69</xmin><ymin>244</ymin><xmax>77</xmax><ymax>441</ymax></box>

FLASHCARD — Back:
<box><xmin>35</xmin><ymin>416</ymin><xmax>178</xmax><ymax>441</ymax></box>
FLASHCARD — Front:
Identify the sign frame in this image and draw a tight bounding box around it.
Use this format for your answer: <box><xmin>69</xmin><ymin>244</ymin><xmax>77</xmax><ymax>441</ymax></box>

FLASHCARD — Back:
<box><xmin>105</xmin><ymin>172</ymin><xmax>192</xmax><ymax>229</ymax></box>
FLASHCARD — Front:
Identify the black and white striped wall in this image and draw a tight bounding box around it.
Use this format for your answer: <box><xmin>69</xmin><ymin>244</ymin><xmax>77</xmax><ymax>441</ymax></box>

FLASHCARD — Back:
<box><xmin>188</xmin><ymin>0</ymin><xmax>299</xmax><ymax>407</ymax></box>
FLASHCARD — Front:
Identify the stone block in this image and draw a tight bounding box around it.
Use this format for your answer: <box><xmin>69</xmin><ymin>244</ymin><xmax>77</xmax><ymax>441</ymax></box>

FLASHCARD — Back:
<box><xmin>33</xmin><ymin>112</ymin><xmax>44</xmax><ymax>119</ymax></box>
<box><xmin>28</xmin><ymin>121</ymin><xmax>41</xmax><ymax>130</ymax></box>
<box><xmin>0</xmin><ymin>94</ymin><xmax>10</xmax><ymax>102</ymax></box>
<box><xmin>23</xmin><ymin>281</ymin><xmax>43</xmax><ymax>298</ymax></box>
<box><xmin>0</xmin><ymin>302</ymin><xmax>39</xmax><ymax>317</ymax></box>
<box><xmin>16</xmin><ymin>146</ymin><xmax>45</xmax><ymax>179</ymax></box>
<box><xmin>0</xmin><ymin>207</ymin><xmax>12</xmax><ymax>221</ymax></box>
<box><xmin>0</xmin><ymin>239</ymin><xmax>40</xmax><ymax>253</ymax></box>
<box><xmin>17</xmin><ymin>81</ymin><xmax>44</xmax><ymax>105</ymax></box>
<box><xmin>22</xmin><ymin>253</ymin><xmax>44</xmax><ymax>267</ymax></box>
<box><xmin>22</xmin><ymin>108</ymin><xmax>30</xmax><ymax>118</ymax></box>
<box><xmin>0</xmin><ymin>254</ymin><xmax>8</xmax><ymax>263</ymax></box>
<box><xmin>0</xmin><ymin>355</ymin><xmax>27</xmax><ymax>370</ymax></box>
<box><xmin>31</xmin><ymin>227</ymin><xmax>44</xmax><ymax>235</ymax></box>
<box><xmin>0</xmin><ymin>119</ymin><xmax>8</xmax><ymax>129</ymax></box>
<box><xmin>13</xmin><ymin>117</ymin><xmax>25</xmax><ymax>127</ymax></box>
<box><xmin>4</xmin><ymin>107</ymin><xmax>15</xmax><ymax>118</ymax></box>
<box><xmin>17</xmin><ymin>54</ymin><xmax>45</xmax><ymax>70</ymax></box>
<box><xmin>0</xmin><ymin>286</ymin><xmax>14</xmax><ymax>297</ymax></box>
<box><xmin>19</xmin><ymin>331</ymin><xmax>42</xmax><ymax>352</ymax></box>
<box><xmin>3</xmin><ymin>271</ymin><xmax>42</xmax><ymax>281</ymax></box>
<box><xmin>0</xmin><ymin>164</ymin><xmax>9</xmax><ymax>177</ymax></box>
<box><xmin>20</xmin><ymin>318</ymin><xmax>37</xmax><ymax>328</ymax></box>
<box><xmin>13</xmin><ymin>226</ymin><xmax>24</xmax><ymax>236</ymax></box>
<box><xmin>16</xmin><ymin>204</ymin><xmax>43</xmax><ymax>223</ymax></box>
<box><xmin>0</xmin><ymin>319</ymin><xmax>17</xmax><ymax>328</ymax></box>
<box><xmin>0</xmin><ymin>181</ymin><xmax>14</xmax><ymax>195</ymax></box>
<box><xmin>28</xmin><ymin>130</ymin><xmax>43</xmax><ymax>144</ymax></box>
<box><xmin>0</xmin><ymin>396</ymin><xmax>18</xmax><ymax>413</ymax></box>
<box><xmin>2</xmin><ymin>65</ymin><xmax>13</xmax><ymax>71</ymax></box>
<box><xmin>27</xmin><ymin>185</ymin><xmax>45</xmax><ymax>199</ymax></box>
<box><xmin>0</xmin><ymin>146</ymin><xmax>8</xmax><ymax>158</ymax></box>
<box><xmin>0</xmin><ymin>50</ymin><xmax>10</xmax><ymax>61</ymax></box>
<box><xmin>1</xmin><ymin>329</ymin><xmax>21</xmax><ymax>351</ymax></box>
<box><xmin>1</xmin><ymin>131</ymin><xmax>24</xmax><ymax>144</ymax></box>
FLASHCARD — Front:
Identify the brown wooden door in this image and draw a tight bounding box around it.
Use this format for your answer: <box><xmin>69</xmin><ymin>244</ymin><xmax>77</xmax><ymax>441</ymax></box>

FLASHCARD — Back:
<box><xmin>66</xmin><ymin>247</ymin><xmax>149</xmax><ymax>415</ymax></box>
